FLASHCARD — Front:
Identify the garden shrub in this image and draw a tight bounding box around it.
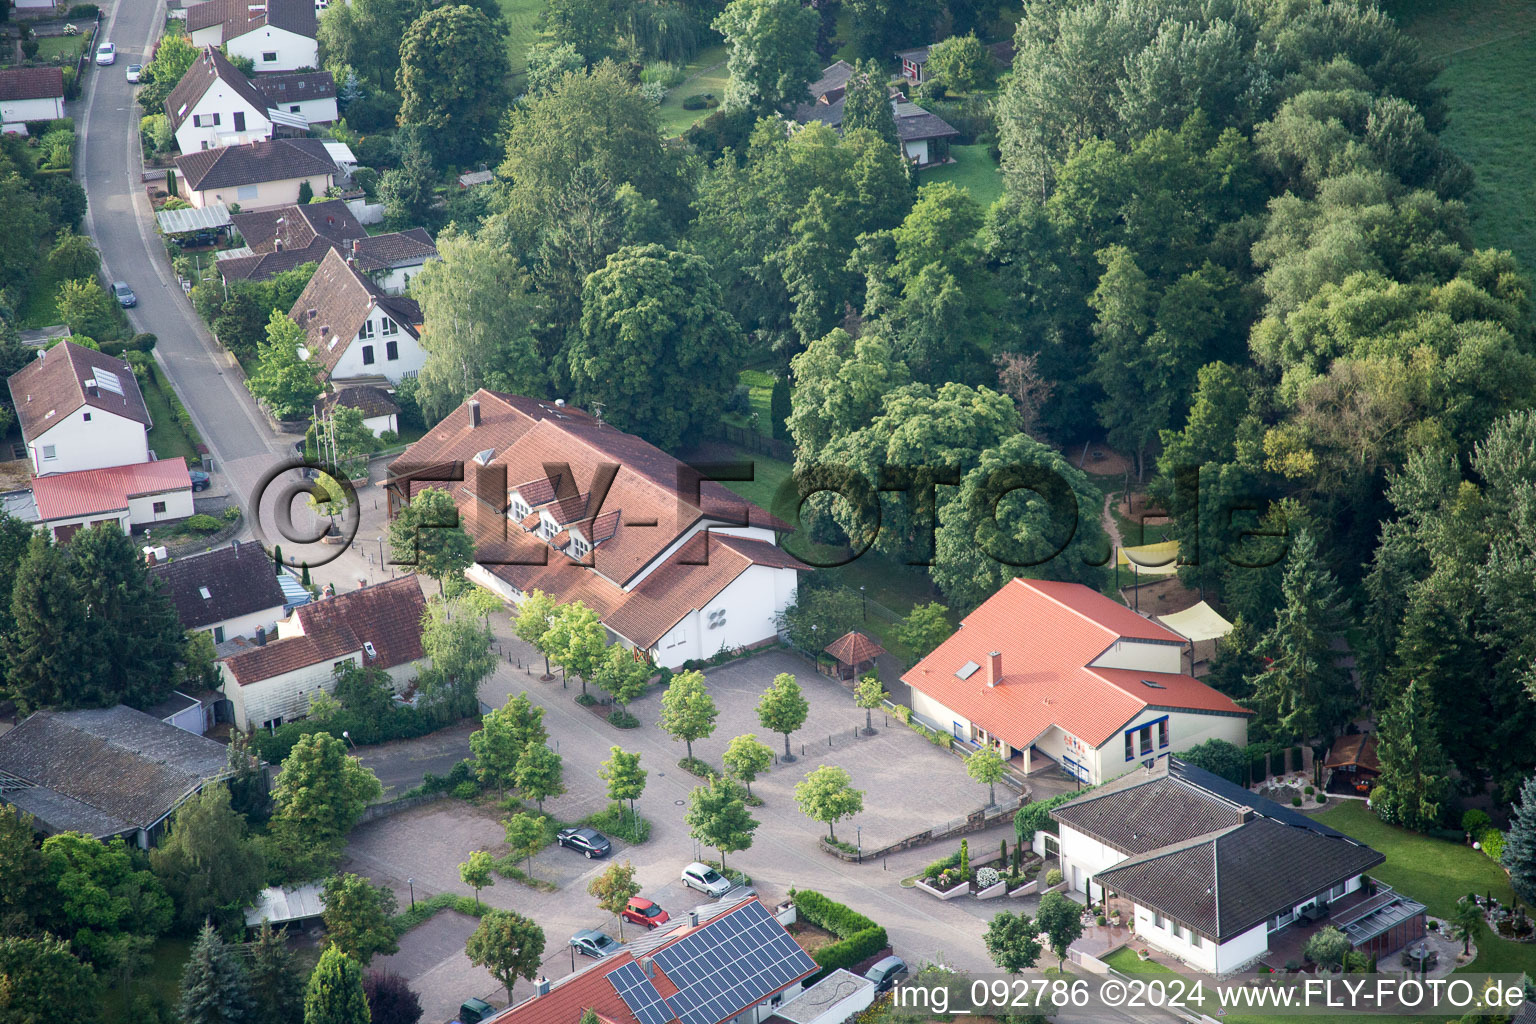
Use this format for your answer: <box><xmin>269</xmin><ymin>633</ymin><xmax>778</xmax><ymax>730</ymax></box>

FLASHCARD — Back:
<box><xmin>1462</xmin><ymin>810</ymin><xmax>1493</xmax><ymax>833</ymax></box>
<box><xmin>1478</xmin><ymin>828</ymin><xmax>1506</xmax><ymax>862</ymax></box>
<box><xmin>1045</xmin><ymin>868</ymin><xmax>1063</xmax><ymax>887</ymax></box>
<box><xmin>681</xmin><ymin>93</ymin><xmax>717</xmax><ymax>110</ymax></box>
<box><xmin>640</xmin><ymin>61</ymin><xmax>685</xmax><ymax>87</ymax></box>
<box><xmin>976</xmin><ymin>867</ymin><xmax>1000</xmax><ymax>889</ymax></box>
<box><xmin>1292</xmin><ymin>796</ymin><xmax>1303</xmax><ymax>807</ymax></box>
<box><xmin>185</xmin><ymin>514</ymin><xmax>223</xmax><ymax>533</ymax></box>
<box><xmin>452</xmin><ymin>780</ymin><xmax>479</xmax><ymax>800</ymax></box>
<box><xmin>789</xmin><ymin>889</ymin><xmax>887</xmax><ymax>980</ymax></box>
<box><xmin>923</xmin><ymin>850</ymin><xmax>961</xmax><ymax>879</ymax></box>
<box><xmin>66</xmin><ymin>3</ymin><xmax>99</xmax><ymax>15</ymax></box>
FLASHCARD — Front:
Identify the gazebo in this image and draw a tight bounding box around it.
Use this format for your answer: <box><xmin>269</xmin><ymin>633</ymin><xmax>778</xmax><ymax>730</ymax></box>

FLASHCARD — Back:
<box><xmin>823</xmin><ymin>630</ymin><xmax>884</xmax><ymax>681</ymax></box>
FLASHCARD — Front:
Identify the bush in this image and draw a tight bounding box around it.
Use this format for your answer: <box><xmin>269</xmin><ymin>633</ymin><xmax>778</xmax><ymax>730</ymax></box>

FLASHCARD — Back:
<box><xmin>789</xmin><ymin>889</ymin><xmax>888</xmax><ymax>981</ymax></box>
<box><xmin>1317</xmin><ymin>793</ymin><xmax>1327</xmax><ymax>803</ymax></box>
<box><xmin>1305</xmin><ymin>785</ymin><xmax>1315</xmax><ymax>795</ymax></box>
<box><xmin>66</xmin><ymin>3</ymin><xmax>99</xmax><ymax>15</ymax></box>
<box><xmin>1478</xmin><ymin>828</ymin><xmax>1506</xmax><ymax>862</ymax></box>
<box><xmin>976</xmin><ymin>867</ymin><xmax>1000</xmax><ymax>889</ymax></box>
<box><xmin>1045</xmin><ymin>869</ymin><xmax>1063</xmax><ymax>887</ymax></box>
<box><xmin>452</xmin><ymin>780</ymin><xmax>479</xmax><ymax>800</ymax></box>
<box><xmin>606</xmin><ymin>709</ymin><xmax>639</xmax><ymax>728</ymax></box>
<box><xmin>574</xmin><ymin>692</ymin><xmax>598</xmax><ymax>707</ymax></box>
<box><xmin>1463</xmin><ymin>810</ymin><xmax>1493</xmax><ymax>833</ymax></box>
<box><xmin>639</xmin><ymin>81</ymin><xmax>667</xmax><ymax>104</ymax></box>
<box><xmin>585</xmin><ymin>803</ymin><xmax>650</xmax><ymax>844</ymax></box>
<box><xmin>678</xmin><ymin>756</ymin><xmax>719</xmax><ymax>780</ymax></box>
<box><xmin>184</xmin><ymin>514</ymin><xmax>223</xmax><ymax>533</ymax></box>
<box><xmin>1292</xmin><ymin>796</ymin><xmax>1303</xmax><ymax>807</ymax></box>
<box><xmin>640</xmin><ymin>60</ymin><xmax>685</xmax><ymax>87</ymax></box>
<box><xmin>222</xmin><ymin>506</ymin><xmax>241</xmax><ymax>522</ymax></box>
<box><xmin>681</xmin><ymin>93</ymin><xmax>717</xmax><ymax>110</ymax></box>
<box><xmin>1096</xmin><ymin>914</ymin><xmax>1107</xmax><ymax>926</ymax></box>
<box><xmin>923</xmin><ymin>850</ymin><xmax>962</xmax><ymax>879</ymax></box>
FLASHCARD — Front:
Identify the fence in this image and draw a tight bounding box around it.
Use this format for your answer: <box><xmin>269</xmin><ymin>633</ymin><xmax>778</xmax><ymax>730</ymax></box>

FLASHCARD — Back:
<box><xmin>720</xmin><ymin>424</ymin><xmax>791</xmax><ymax>461</ymax></box>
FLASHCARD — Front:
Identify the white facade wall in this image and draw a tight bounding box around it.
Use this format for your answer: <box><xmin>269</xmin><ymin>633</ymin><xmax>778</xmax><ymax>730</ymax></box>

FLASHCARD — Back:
<box><xmin>127</xmin><ymin>487</ymin><xmax>195</xmax><ymax>527</ymax></box>
<box><xmin>265</xmin><ymin>95</ymin><xmax>336</xmax><ymax>124</ymax></box>
<box><xmin>29</xmin><ymin>408</ymin><xmax>150</xmax><ymax>475</ymax></box>
<box><xmin>2</xmin><ymin>95</ymin><xmax>66</xmax><ymax>125</ymax></box>
<box><xmin>200</xmin><ymin>604</ymin><xmax>287</xmax><ymax>644</ymax></box>
<box><xmin>220</xmin><ymin>650</ymin><xmax>362</xmax><ymax>731</ymax></box>
<box><xmin>370</xmin><ymin>261</ymin><xmax>428</xmax><ymax>296</ymax></box>
<box><xmin>171</xmin><ymin>81</ymin><xmax>271</xmax><ymax>154</ymax></box>
<box><xmin>184</xmin><ymin>170</ymin><xmax>332</xmax><ymax>210</ymax></box>
<box><xmin>647</xmin><ymin>563</ymin><xmax>796</xmax><ymax>669</ymax></box>
<box><xmin>327</xmin><ymin>310</ymin><xmax>425</xmax><ymax>383</ymax></box>
<box><xmin>1091</xmin><ymin>709</ymin><xmax>1249</xmax><ymax>784</ymax></box>
<box><xmin>1057</xmin><ymin>823</ymin><xmax>1125</xmax><ymax>901</ymax></box>
<box><xmin>195</xmin><ymin>26</ymin><xmax>318</xmax><ymax>73</ymax></box>
<box><xmin>903</xmin><ymin>139</ymin><xmax>930</xmax><ymax>165</ymax></box>
<box><xmin>361</xmin><ymin>411</ymin><xmax>397</xmax><ymax>436</ymax></box>
<box><xmin>911</xmin><ymin>688</ymin><xmax>968</xmax><ymax>739</ymax></box>
<box><xmin>46</xmin><ymin>509</ymin><xmax>131</xmax><ymax>541</ymax></box>
<box><xmin>1088</xmin><ymin>639</ymin><xmax>1183</xmax><ymax>673</ymax></box>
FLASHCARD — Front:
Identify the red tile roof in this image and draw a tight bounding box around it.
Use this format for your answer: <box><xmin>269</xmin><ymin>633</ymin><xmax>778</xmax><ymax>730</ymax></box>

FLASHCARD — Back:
<box><xmin>31</xmin><ymin>458</ymin><xmax>191</xmax><ymax>521</ymax></box>
<box><xmin>221</xmin><ymin>576</ymin><xmax>425</xmax><ymax>684</ymax></box>
<box><xmin>488</xmin><ymin>897</ymin><xmax>813</xmax><ymax>1024</ymax></box>
<box><xmin>901</xmin><ymin>579</ymin><xmax>1251</xmax><ymax>748</ymax></box>
<box><xmin>824</xmin><ymin>630</ymin><xmax>884</xmax><ymax>665</ymax></box>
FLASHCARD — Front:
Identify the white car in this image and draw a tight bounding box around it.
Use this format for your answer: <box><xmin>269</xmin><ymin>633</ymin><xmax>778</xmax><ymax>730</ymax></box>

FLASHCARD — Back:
<box><xmin>95</xmin><ymin>41</ymin><xmax>116</xmax><ymax>65</ymax></box>
<box><xmin>126</xmin><ymin>63</ymin><xmax>142</xmax><ymax>83</ymax></box>
<box><xmin>680</xmin><ymin>862</ymin><xmax>732</xmax><ymax>898</ymax></box>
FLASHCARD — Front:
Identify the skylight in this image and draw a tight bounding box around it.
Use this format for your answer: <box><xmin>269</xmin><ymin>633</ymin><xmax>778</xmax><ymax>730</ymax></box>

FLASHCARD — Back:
<box><xmin>956</xmin><ymin>661</ymin><xmax>980</xmax><ymax>680</ymax></box>
<box><xmin>1141</xmin><ymin>679</ymin><xmax>1166</xmax><ymax>688</ymax></box>
<box><xmin>199</xmin><ymin>587</ymin><xmax>212</xmax><ymax>600</ymax></box>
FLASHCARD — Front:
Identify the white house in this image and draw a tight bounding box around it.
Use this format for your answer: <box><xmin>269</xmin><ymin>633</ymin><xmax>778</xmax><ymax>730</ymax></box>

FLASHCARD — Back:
<box><xmin>346</xmin><ymin>230</ymin><xmax>438</xmax><ymax>295</ymax></box>
<box><xmin>6</xmin><ymin>342</ymin><xmax>152</xmax><ymax>476</ymax></box>
<box><xmin>0</xmin><ymin>67</ymin><xmax>66</xmax><ymax>132</ymax></box>
<box><xmin>150</xmin><ymin>540</ymin><xmax>289</xmax><ymax>645</ymax></box>
<box><xmin>29</xmin><ymin>458</ymin><xmax>196</xmax><ymax>542</ymax></box>
<box><xmin>390</xmin><ymin>393</ymin><xmax>804</xmax><ymax>671</ymax></box>
<box><xmin>164</xmin><ymin>46</ymin><xmax>275</xmax><ymax>153</ymax></box>
<box><xmin>187</xmin><ymin>0</ymin><xmax>318</xmax><ymax>73</ymax></box>
<box><xmin>174</xmin><ymin>137</ymin><xmax>336</xmax><ymax>210</ymax></box>
<box><xmin>903</xmin><ymin>579</ymin><xmax>1251</xmax><ymax>785</ymax></box>
<box><xmin>252</xmin><ymin>70</ymin><xmax>337</xmax><ymax>125</ymax></box>
<box><xmin>1041</xmin><ymin>759</ymin><xmax>1426</xmax><ymax>974</ymax></box>
<box><xmin>289</xmin><ymin>247</ymin><xmax>426</xmax><ymax>384</ymax></box>
<box><xmin>217</xmin><ymin>576</ymin><xmax>426</xmax><ymax>732</ymax></box>
<box><xmin>314</xmin><ymin>385</ymin><xmax>400</xmax><ymax>437</ymax></box>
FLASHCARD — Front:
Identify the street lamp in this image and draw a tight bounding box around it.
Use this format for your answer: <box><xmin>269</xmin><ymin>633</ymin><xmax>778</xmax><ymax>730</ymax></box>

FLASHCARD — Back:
<box><xmin>860</xmin><ymin>586</ymin><xmax>866</xmax><ymax>622</ymax></box>
<box><xmin>407</xmin><ymin>877</ymin><xmax>415</xmax><ymax>909</ymax></box>
<box><xmin>376</xmin><ymin>536</ymin><xmax>385</xmax><ymax>566</ymax></box>
<box><xmin>341</xmin><ymin>730</ymin><xmax>356</xmax><ymax>751</ymax></box>
<box><xmin>856</xmin><ymin>825</ymin><xmax>862</xmax><ymax>864</ymax></box>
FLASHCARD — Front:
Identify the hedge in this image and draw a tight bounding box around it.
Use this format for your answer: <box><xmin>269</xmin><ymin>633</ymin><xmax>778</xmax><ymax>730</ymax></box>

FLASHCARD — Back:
<box><xmin>1014</xmin><ymin>788</ymin><xmax>1092</xmax><ymax>845</ymax></box>
<box><xmin>251</xmin><ymin>703</ymin><xmax>452</xmax><ymax>763</ymax></box>
<box><xmin>790</xmin><ymin>889</ymin><xmax>887</xmax><ymax>981</ymax></box>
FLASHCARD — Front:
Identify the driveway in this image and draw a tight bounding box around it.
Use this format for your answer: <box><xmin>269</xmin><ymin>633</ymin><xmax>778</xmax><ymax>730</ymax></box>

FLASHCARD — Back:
<box><xmin>76</xmin><ymin>0</ymin><xmax>290</xmax><ymax>516</ymax></box>
<box><xmin>351</xmin><ymin>719</ymin><xmax>476</xmax><ymax>800</ymax></box>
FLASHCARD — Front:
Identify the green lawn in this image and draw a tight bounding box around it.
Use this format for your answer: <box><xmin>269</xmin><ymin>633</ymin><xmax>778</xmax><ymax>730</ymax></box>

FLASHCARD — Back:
<box><xmin>138</xmin><ymin>367</ymin><xmax>199</xmax><ymax>463</ymax></box>
<box><xmin>18</xmin><ymin>265</ymin><xmax>65</xmax><ymax>329</ymax></box>
<box><xmin>655</xmin><ymin>44</ymin><xmax>729</xmax><ymax>138</ymax></box>
<box><xmin>35</xmin><ymin>36</ymin><xmax>87</xmax><ymax>62</ymax></box>
<box><xmin>1101</xmin><ymin>946</ymin><xmax>1176</xmax><ymax>974</ymax></box>
<box><xmin>722</xmin><ymin>368</ymin><xmax>777</xmax><ymax>435</ymax></box>
<box><xmin>919</xmin><ymin>144</ymin><xmax>1004</xmax><ymax>209</ymax></box>
<box><xmin>1386</xmin><ymin>0</ymin><xmax>1536</xmax><ymax>272</ymax></box>
<box><xmin>496</xmin><ymin>0</ymin><xmax>544</xmax><ymax>76</ymax></box>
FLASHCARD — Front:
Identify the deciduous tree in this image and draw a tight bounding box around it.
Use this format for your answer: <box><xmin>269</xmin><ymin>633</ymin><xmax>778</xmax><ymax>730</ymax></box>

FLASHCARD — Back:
<box><xmin>599</xmin><ymin>747</ymin><xmax>646</xmax><ymax>826</ymax></box>
<box><xmin>659</xmin><ymin>670</ymin><xmax>718</xmax><ymax>760</ymax></box>
<box><xmin>1035</xmin><ymin>891</ymin><xmax>1082</xmax><ymax>970</ymax></box>
<box><xmin>321</xmin><ymin>873</ymin><xmax>399</xmax><ymax>965</ymax></box>
<box><xmin>514</xmin><ymin>591</ymin><xmax>560</xmax><ymax>679</ymax></box>
<box><xmin>459</xmin><ymin>851</ymin><xmax>494</xmax><ymax>910</ymax></box>
<box><xmin>362</xmin><ymin>971</ymin><xmax>422</xmax><ymax>1024</ymax></box>
<box><xmin>397</xmin><ymin>5</ymin><xmax>509</xmax><ymax>164</ymax></box>
<box><xmin>892</xmin><ymin>602</ymin><xmax>950</xmax><ymax>665</ymax></box>
<box><xmin>417</xmin><ymin>598</ymin><xmax>495</xmax><ymax>715</ymax></box>
<box><xmin>150</xmin><ymin>784</ymin><xmax>266</xmax><ymax>933</ymax></box>
<box><xmin>588</xmin><ymin>861</ymin><xmax>641</xmax><ymax>938</ymax></box>
<box><xmin>983</xmin><ymin>910</ymin><xmax>1041</xmax><ymax>974</ymax></box>
<box><xmin>502</xmin><ymin>812</ymin><xmax>547</xmax><ymax>879</ymax></box>
<box><xmin>794</xmin><ymin>765</ymin><xmax>863</xmax><ymax>841</ymax></box>
<box><xmin>721</xmin><ymin>735</ymin><xmax>772</xmax><ymax>797</ymax></box>
<box><xmin>686</xmin><ymin>778</ymin><xmax>758</xmax><ymax>871</ymax></box>
<box><xmin>965</xmin><ymin>748</ymin><xmax>1007</xmax><ymax>808</ymax></box>
<box><xmin>593</xmin><ymin>645</ymin><xmax>651</xmax><ymax>716</ymax></box>
<box><xmin>0</xmin><ymin>935</ymin><xmax>97</xmax><ymax>1024</ymax></box>
<box><xmin>926</xmin><ymin>33</ymin><xmax>993</xmax><ymax>93</ymax></box>
<box><xmin>269</xmin><ymin>733</ymin><xmax>382</xmax><ymax>879</ymax></box>
<box><xmin>543</xmin><ymin>601</ymin><xmax>607</xmax><ymax>696</ymax></box>
<box><xmin>388</xmin><ymin>487</ymin><xmax>475</xmax><ymax>595</ymax></box>
<box><xmin>247</xmin><ymin>311</ymin><xmax>320</xmax><ymax>420</ymax></box>
<box><xmin>713</xmin><ymin>0</ymin><xmax>819</xmax><ymax>115</ymax></box>
<box><xmin>465</xmin><ymin>909</ymin><xmax>544</xmax><ymax>1004</ymax></box>
<box><xmin>853</xmin><ymin>675</ymin><xmax>887</xmax><ymax>735</ymax></box>
<box><xmin>756</xmin><ymin>672</ymin><xmax>808</xmax><ymax>761</ymax></box>
<box><xmin>515</xmin><ymin>743</ymin><xmax>564</xmax><ymax>811</ymax></box>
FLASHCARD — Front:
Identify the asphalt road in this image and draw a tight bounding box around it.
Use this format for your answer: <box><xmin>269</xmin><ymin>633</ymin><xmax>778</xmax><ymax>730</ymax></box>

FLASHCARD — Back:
<box><xmin>76</xmin><ymin>0</ymin><xmax>288</xmax><ymax>516</ymax></box>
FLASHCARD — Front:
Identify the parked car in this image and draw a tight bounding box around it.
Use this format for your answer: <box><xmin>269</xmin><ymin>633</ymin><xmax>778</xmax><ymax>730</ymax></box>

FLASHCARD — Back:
<box><xmin>569</xmin><ymin>929</ymin><xmax>622</xmax><ymax>959</ymax></box>
<box><xmin>451</xmin><ymin>997</ymin><xmax>494</xmax><ymax>1024</ymax></box>
<box><xmin>125</xmin><ymin>63</ymin><xmax>142</xmax><ymax>82</ymax></box>
<box><xmin>864</xmin><ymin>956</ymin><xmax>908</xmax><ymax>994</ymax></box>
<box><xmin>95</xmin><ymin>41</ymin><xmax>115</xmax><ymax>65</ymax></box>
<box><xmin>680</xmin><ymin>862</ymin><xmax>732</xmax><ymax>898</ymax></box>
<box><xmin>189</xmin><ymin>471</ymin><xmax>211</xmax><ymax>492</ymax></box>
<box><xmin>621</xmin><ymin>896</ymin><xmax>670</xmax><ymax>930</ymax></box>
<box><xmin>555</xmin><ymin>827</ymin><xmax>611</xmax><ymax>859</ymax></box>
<box><xmin>111</xmin><ymin>281</ymin><xmax>136</xmax><ymax>307</ymax></box>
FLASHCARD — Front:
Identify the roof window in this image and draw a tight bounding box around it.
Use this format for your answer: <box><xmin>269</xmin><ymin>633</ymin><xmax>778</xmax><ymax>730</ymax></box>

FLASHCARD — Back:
<box><xmin>956</xmin><ymin>661</ymin><xmax>980</xmax><ymax>680</ymax></box>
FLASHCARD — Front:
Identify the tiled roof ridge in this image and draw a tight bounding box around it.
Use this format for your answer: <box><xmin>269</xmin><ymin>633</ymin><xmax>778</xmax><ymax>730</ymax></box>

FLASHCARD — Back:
<box><xmin>1011</xmin><ymin>578</ymin><xmax>1130</xmax><ymax>644</ymax></box>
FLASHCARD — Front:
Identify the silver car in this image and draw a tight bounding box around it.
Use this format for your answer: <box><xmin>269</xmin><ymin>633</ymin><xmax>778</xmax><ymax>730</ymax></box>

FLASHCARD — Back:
<box><xmin>95</xmin><ymin>41</ymin><xmax>116</xmax><ymax>65</ymax></box>
<box><xmin>569</xmin><ymin>929</ymin><xmax>622</xmax><ymax>959</ymax></box>
<box><xmin>680</xmin><ymin>862</ymin><xmax>732</xmax><ymax>898</ymax></box>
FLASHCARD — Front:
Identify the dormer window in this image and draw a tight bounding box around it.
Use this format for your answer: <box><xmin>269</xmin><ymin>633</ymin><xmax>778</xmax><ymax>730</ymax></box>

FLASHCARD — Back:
<box><xmin>510</xmin><ymin>496</ymin><xmax>529</xmax><ymax>520</ymax></box>
<box><xmin>364</xmin><ymin>641</ymin><xmax>377</xmax><ymax>659</ymax></box>
<box><xmin>569</xmin><ymin>534</ymin><xmax>590</xmax><ymax>559</ymax></box>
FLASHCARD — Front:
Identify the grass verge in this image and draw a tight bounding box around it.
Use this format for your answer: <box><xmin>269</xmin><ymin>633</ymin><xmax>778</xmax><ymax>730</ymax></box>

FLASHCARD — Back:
<box><xmin>1101</xmin><ymin>946</ymin><xmax>1176</xmax><ymax>974</ymax></box>
<box><xmin>391</xmin><ymin>891</ymin><xmax>488</xmax><ymax>935</ymax></box>
<box><xmin>918</xmin><ymin>144</ymin><xmax>1005</xmax><ymax>208</ymax></box>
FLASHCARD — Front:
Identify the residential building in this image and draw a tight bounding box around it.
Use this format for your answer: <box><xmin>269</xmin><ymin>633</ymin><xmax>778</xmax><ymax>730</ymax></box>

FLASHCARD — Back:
<box><xmin>221</xmin><ymin>203</ymin><xmax>435</xmax><ymax>289</ymax></box>
<box><xmin>901</xmin><ymin>578</ymin><xmax>1251</xmax><ymax>785</ymax></box>
<box><xmin>30</xmin><ymin>458</ymin><xmax>195</xmax><ymax>542</ymax></box>
<box><xmin>163</xmin><ymin>46</ymin><xmax>336</xmax><ymax>154</ymax></box>
<box><xmin>0</xmin><ymin>67</ymin><xmax>66</xmax><ymax>131</ymax></box>
<box><xmin>1042</xmin><ymin>758</ymin><xmax>1425</xmax><ymax>973</ymax></box>
<box><xmin>7</xmin><ymin>341</ymin><xmax>151</xmax><ymax>475</ymax></box>
<box><xmin>485</xmin><ymin>894</ymin><xmax>817</xmax><ymax>1024</ymax></box>
<box><xmin>216</xmin><ymin>576</ymin><xmax>427</xmax><ymax>732</ymax></box>
<box><xmin>314</xmin><ymin>385</ymin><xmax>400</xmax><ymax>437</ymax></box>
<box><xmin>174</xmin><ymin>137</ymin><xmax>336</xmax><ymax>211</ymax></box>
<box><xmin>390</xmin><ymin>393</ymin><xmax>803</xmax><ymax>670</ymax></box>
<box><xmin>142</xmin><ymin>689</ymin><xmax>221</xmax><ymax>736</ymax></box>
<box><xmin>793</xmin><ymin>62</ymin><xmax>960</xmax><ymax>166</ymax></box>
<box><xmin>345</xmin><ymin>231</ymin><xmax>438</xmax><ymax>294</ymax></box>
<box><xmin>251</xmin><ymin>69</ymin><xmax>337</xmax><ymax>126</ymax></box>
<box><xmin>186</xmin><ymin>0</ymin><xmax>318</xmax><ymax>72</ymax></box>
<box><xmin>288</xmin><ymin>248</ymin><xmax>426</xmax><ymax>385</ymax></box>
<box><xmin>0</xmin><ymin>706</ymin><xmax>235</xmax><ymax>848</ymax></box>
<box><xmin>150</xmin><ymin>540</ymin><xmax>288</xmax><ymax>644</ymax></box>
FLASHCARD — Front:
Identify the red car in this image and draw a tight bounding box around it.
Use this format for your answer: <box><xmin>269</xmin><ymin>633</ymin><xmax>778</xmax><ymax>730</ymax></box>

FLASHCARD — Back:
<box><xmin>621</xmin><ymin>897</ymin><xmax>670</xmax><ymax>929</ymax></box>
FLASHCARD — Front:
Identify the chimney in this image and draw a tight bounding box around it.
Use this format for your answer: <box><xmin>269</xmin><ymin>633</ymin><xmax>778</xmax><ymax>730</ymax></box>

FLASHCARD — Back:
<box><xmin>985</xmin><ymin>650</ymin><xmax>1002</xmax><ymax>688</ymax></box>
<box><xmin>255</xmin><ymin>626</ymin><xmax>267</xmax><ymax>646</ymax></box>
<box><xmin>1239</xmin><ymin>806</ymin><xmax>1254</xmax><ymax>822</ymax></box>
<box><xmin>356</xmin><ymin>577</ymin><xmax>366</xmax><ymax>591</ymax></box>
<box><xmin>687</xmin><ymin>910</ymin><xmax>700</xmax><ymax>927</ymax></box>
<box><xmin>274</xmin><ymin>239</ymin><xmax>283</xmax><ymax>252</ymax></box>
<box><xmin>640</xmin><ymin>957</ymin><xmax>655</xmax><ymax>978</ymax></box>
<box><xmin>143</xmin><ymin>547</ymin><xmax>158</xmax><ymax>567</ymax></box>
<box><xmin>533</xmin><ymin>977</ymin><xmax>550</xmax><ymax>997</ymax></box>
<box><xmin>232</xmin><ymin>540</ymin><xmax>239</xmax><ymax>556</ymax></box>
<box><xmin>468</xmin><ymin>399</ymin><xmax>480</xmax><ymax>428</ymax></box>
<box><xmin>351</xmin><ymin>238</ymin><xmax>361</xmax><ymax>254</ymax></box>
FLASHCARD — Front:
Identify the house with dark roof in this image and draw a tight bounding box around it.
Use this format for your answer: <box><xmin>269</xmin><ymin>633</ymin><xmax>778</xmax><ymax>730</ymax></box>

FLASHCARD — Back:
<box><xmin>0</xmin><ymin>706</ymin><xmax>236</xmax><ymax>848</ymax></box>
<box><xmin>150</xmin><ymin>540</ymin><xmax>288</xmax><ymax>644</ymax></box>
<box><xmin>315</xmin><ymin>385</ymin><xmax>400</xmax><ymax>437</ymax></box>
<box><xmin>390</xmin><ymin>392</ymin><xmax>804</xmax><ymax>670</ymax></box>
<box><xmin>901</xmin><ymin>578</ymin><xmax>1251</xmax><ymax>785</ymax></box>
<box><xmin>216</xmin><ymin>575</ymin><xmax>427</xmax><ymax>731</ymax></box>
<box><xmin>0</xmin><ymin>67</ymin><xmax>66</xmax><ymax>130</ymax></box>
<box><xmin>220</xmin><ymin>202</ymin><xmax>435</xmax><ymax>288</ymax></box>
<box><xmin>174</xmin><ymin>137</ymin><xmax>336</xmax><ymax>211</ymax></box>
<box><xmin>1043</xmin><ymin>758</ymin><xmax>1424</xmax><ymax>973</ymax></box>
<box><xmin>288</xmin><ymin>247</ymin><xmax>426</xmax><ymax>385</ymax></box>
<box><xmin>794</xmin><ymin>62</ymin><xmax>961</xmax><ymax>166</ymax></box>
<box><xmin>187</xmin><ymin>0</ymin><xmax>318</xmax><ymax>72</ymax></box>
<box><xmin>486</xmin><ymin>894</ymin><xmax>817</xmax><ymax>1024</ymax></box>
<box><xmin>6</xmin><ymin>341</ymin><xmax>152</xmax><ymax>476</ymax></box>
<box><xmin>163</xmin><ymin>46</ymin><xmax>335</xmax><ymax>154</ymax></box>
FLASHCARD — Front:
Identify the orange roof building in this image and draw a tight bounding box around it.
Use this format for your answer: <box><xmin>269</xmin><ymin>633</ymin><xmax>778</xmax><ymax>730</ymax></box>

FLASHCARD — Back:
<box><xmin>390</xmin><ymin>392</ymin><xmax>806</xmax><ymax>670</ymax></box>
<box><xmin>901</xmin><ymin>579</ymin><xmax>1252</xmax><ymax>785</ymax></box>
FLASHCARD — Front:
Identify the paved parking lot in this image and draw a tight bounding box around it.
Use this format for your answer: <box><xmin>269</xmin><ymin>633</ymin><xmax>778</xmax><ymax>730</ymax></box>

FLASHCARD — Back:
<box><xmin>343</xmin><ymin>638</ymin><xmax>1013</xmax><ymax>1022</ymax></box>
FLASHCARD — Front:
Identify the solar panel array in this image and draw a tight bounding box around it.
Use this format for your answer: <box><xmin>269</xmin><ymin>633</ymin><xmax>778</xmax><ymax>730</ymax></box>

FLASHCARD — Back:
<box><xmin>608</xmin><ymin>961</ymin><xmax>673</xmax><ymax>1024</ymax></box>
<box><xmin>651</xmin><ymin>900</ymin><xmax>816</xmax><ymax>1024</ymax></box>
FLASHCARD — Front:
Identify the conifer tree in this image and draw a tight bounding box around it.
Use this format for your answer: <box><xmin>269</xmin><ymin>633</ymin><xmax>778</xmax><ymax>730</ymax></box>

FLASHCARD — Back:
<box><xmin>1504</xmin><ymin>773</ymin><xmax>1536</xmax><ymax>908</ymax></box>
<box><xmin>179</xmin><ymin>922</ymin><xmax>254</xmax><ymax>1024</ymax></box>
<box><xmin>304</xmin><ymin>947</ymin><xmax>370</xmax><ymax>1024</ymax></box>
<box><xmin>1371</xmin><ymin>678</ymin><xmax>1451</xmax><ymax>832</ymax></box>
<box><xmin>248</xmin><ymin>922</ymin><xmax>305</xmax><ymax>1024</ymax></box>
